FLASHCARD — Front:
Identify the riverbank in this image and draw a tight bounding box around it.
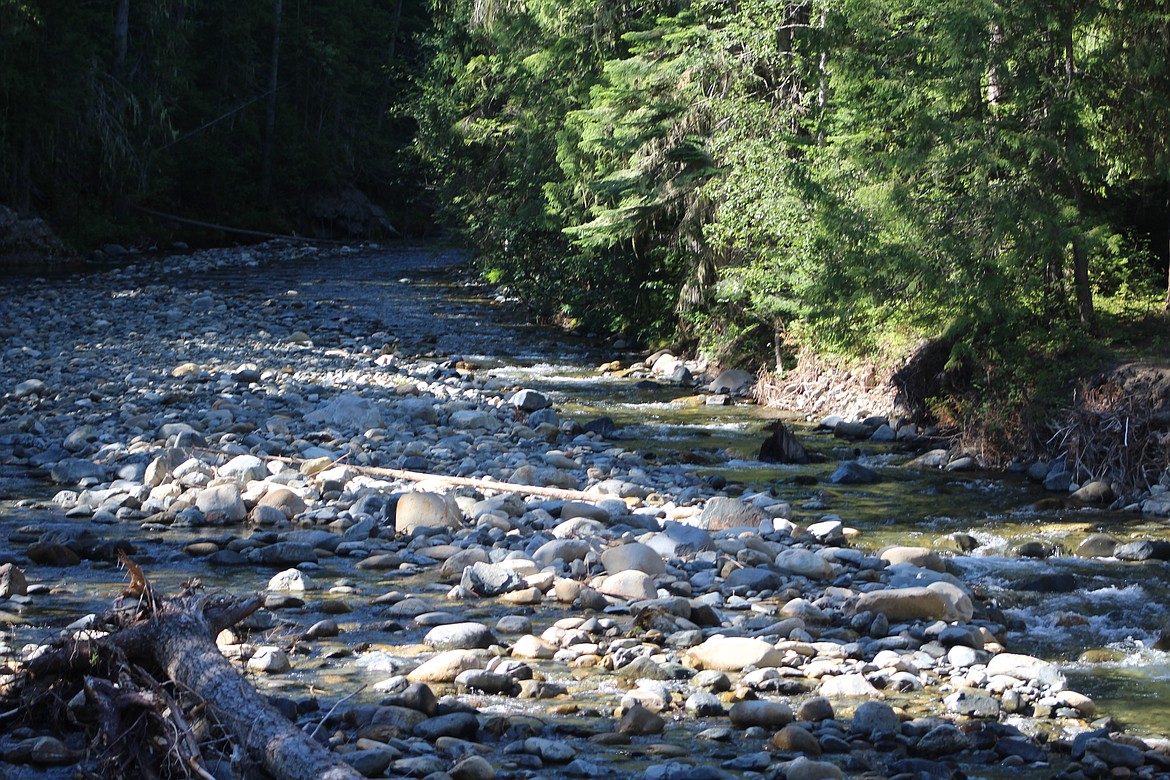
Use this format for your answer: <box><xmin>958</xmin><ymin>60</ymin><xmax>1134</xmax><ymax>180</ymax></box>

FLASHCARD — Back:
<box><xmin>2</xmin><ymin>243</ymin><xmax>1169</xmax><ymax>779</ymax></box>
<box><xmin>752</xmin><ymin>346</ymin><xmax>1170</xmax><ymax>520</ymax></box>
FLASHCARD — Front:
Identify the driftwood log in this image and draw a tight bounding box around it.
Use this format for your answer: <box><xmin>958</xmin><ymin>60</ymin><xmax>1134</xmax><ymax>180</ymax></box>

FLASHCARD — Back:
<box><xmin>22</xmin><ymin>587</ymin><xmax>362</xmax><ymax>780</ymax></box>
<box><xmin>196</xmin><ymin>446</ymin><xmax>606</xmax><ymax>502</ymax></box>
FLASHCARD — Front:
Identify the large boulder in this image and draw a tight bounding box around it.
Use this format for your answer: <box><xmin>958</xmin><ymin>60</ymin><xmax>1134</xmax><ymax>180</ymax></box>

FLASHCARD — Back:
<box><xmin>724</xmin><ymin>567</ymin><xmax>784</xmax><ymax>593</ymax></box>
<box><xmin>424</xmin><ymin>622</ymin><xmax>497</xmax><ymax>651</ymax></box>
<box><xmin>597</xmin><ymin>570</ymin><xmax>657</xmax><ymax>601</ymax></box>
<box><xmin>395</xmin><ymin>492</ymin><xmax>464</xmax><ymax>535</ymax></box>
<box><xmin>460</xmin><ymin>562</ymin><xmax>525</xmax><ymax>597</ymax></box>
<box><xmin>879</xmin><ymin>546</ymin><xmax>945</xmax><ymax>572</ymax></box>
<box><xmin>685</xmin><ymin>636</ymin><xmax>784</xmax><ymax>671</ymax></box>
<box><xmin>729</xmin><ymin>700</ymin><xmax>794</xmax><ymax>729</ymax></box>
<box><xmin>0</xmin><ymin>205</ymin><xmax>76</xmax><ymax>269</ymax></box>
<box><xmin>774</xmin><ymin>549</ymin><xmax>833</xmax><ymax>580</ymax></box>
<box><xmin>408</xmin><ymin>650</ymin><xmax>490</xmax><ymax>683</ymax></box>
<box><xmin>707</xmin><ymin>369</ymin><xmax>755</xmax><ymax>396</ymax></box>
<box><xmin>855</xmin><ymin>587</ymin><xmax>950</xmax><ymax>623</ymax></box>
<box><xmin>0</xmin><ymin>563</ymin><xmax>28</xmax><ymax>598</ymax></box>
<box><xmin>509</xmin><ymin>389</ymin><xmax>551</xmax><ymax>412</ymax></box>
<box><xmin>644</xmin><ymin>523</ymin><xmax>713</xmax><ymax>557</ymax></box>
<box><xmin>257</xmin><ymin>487</ymin><xmax>307</xmax><ymax>519</ymax></box>
<box><xmin>830</xmin><ymin>461</ymin><xmax>880</xmax><ymax>484</ymax></box>
<box><xmin>307</xmin><ymin>186</ymin><xmax>398</xmax><ymax>238</ymax></box>
<box><xmin>984</xmin><ymin>652</ymin><xmax>1065</xmax><ymax>689</ymax></box>
<box><xmin>195</xmin><ymin>484</ymin><xmax>247</xmax><ymax>523</ymax></box>
<box><xmin>600</xmin><ymin>542</ymin><xmax>666</xmax><ymax>576</ymax></box>
<box><xmin>695</xmin><ymin>497</ymin><xmax>768</xmax><ymax>531</ymax></box>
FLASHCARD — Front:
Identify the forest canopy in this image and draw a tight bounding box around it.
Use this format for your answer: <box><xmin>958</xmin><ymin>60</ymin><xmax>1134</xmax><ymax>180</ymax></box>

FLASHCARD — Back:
<box><xmin>3</xmin><ymin>0</ymin><xmax>1169</xmax><ymax>442</ymax></box>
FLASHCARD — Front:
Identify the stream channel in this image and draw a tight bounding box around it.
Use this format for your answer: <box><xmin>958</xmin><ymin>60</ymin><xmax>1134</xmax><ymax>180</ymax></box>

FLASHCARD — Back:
<box><xmin>2</xmin><ymin>243</ymin><xmax>1170</xmax><ymax>775</ymax></box>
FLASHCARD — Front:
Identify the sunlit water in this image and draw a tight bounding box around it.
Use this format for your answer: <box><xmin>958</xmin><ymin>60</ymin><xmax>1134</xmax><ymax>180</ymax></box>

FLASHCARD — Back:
<box><xmin>3</xmin><ymin>244</ymin><xmax>1170</xmax><ymax>747</ymax></box>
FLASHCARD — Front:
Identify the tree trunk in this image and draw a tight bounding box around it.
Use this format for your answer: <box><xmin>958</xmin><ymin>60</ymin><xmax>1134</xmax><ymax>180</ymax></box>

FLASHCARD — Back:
<box><xmin>115</xmin><ymin>0</ymin><xmax>130</xmax><ymax>77</ymax></box>
<box><xmin>1072</xmin><ymin>238</ymin><xmax>1093</xmax><ymax>323</ymax></box>
<box><xmin>27</xmin><ymin>595</ymin><xmax>363</xmax><ymax>780</ymax></box>
<box><xmin>149</xmin><ymin>603</ymin><xmax>362</xmax><ymax>780</ymax></box>
<box><xmin>1164</xmin><ymin>210</ymin><xmax>1170</xmax><ymax>314</ymax></box>
<box><xmin>986</xmin><ymin>22</ymin><xmax>1002</xmax><ymax>108</ymax></box>
<box><xmin>262</xmin><ymin>0</ymin><xmax>283</xmax><ymax>202</ymax></box>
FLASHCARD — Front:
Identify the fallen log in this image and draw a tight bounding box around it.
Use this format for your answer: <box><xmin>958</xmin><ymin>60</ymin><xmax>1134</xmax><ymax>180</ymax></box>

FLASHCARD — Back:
<box><xmin>195</xmin><ymin>446</ymin><xmax>609</xmax><ymax>503</ymax></box>
<box><xmin>148</xmin><ymin>598</ymin><xmax>363</xmax><ymax>780</ymax></box>
<box><xmin>22</xmin><ymin>589</ymin><xmax>363</xmax><ymax>780</ymax></box>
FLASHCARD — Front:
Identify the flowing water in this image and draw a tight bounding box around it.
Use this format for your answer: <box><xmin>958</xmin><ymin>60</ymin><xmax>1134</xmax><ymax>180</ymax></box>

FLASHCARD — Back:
<box><xmin>4</xmin><ymin>243</ymin><xmax>1170</xmax><ymax>747</ymax></box>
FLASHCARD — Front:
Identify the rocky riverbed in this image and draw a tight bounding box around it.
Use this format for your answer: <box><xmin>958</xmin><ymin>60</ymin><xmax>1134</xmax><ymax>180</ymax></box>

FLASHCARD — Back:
<box><xmin>2</xmin><ymin>243</ymin><xmax>1169</xmax><ymax>780</ymax></box>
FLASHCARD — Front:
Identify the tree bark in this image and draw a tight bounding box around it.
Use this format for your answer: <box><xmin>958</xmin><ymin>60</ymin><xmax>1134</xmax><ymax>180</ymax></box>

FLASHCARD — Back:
<box><xmin>115</xmin><ymin>0</ymin><xmax>130</xmax><ymax>78</ymax></box>
<box><xmin>986</xmin><ymin>22</ymin><xmax>1002</xmax><ymax>108</ymax></box>
<box><xmin>149</xmin><ymin>602</ymin><xmax>362</xmax><ymax>780</ymax></box>
<box><xmin>1072</xmin><ymin>237</ymin><xmax>1093</xmax><ymax>323</ymax></box>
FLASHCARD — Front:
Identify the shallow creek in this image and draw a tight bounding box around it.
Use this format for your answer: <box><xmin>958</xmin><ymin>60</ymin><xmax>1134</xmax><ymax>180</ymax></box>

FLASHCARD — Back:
<box><xmin>3</xmin><ymin>244</ymin><xmax>1170</xmax><ymax>774</ymax></box>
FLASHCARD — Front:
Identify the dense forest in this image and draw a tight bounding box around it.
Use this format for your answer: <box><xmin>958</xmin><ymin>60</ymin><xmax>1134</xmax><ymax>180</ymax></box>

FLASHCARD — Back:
<box><xmin>3</xmin><ymin>0</ymin><xmax>1169</xmax><ymax>452</ymax></box>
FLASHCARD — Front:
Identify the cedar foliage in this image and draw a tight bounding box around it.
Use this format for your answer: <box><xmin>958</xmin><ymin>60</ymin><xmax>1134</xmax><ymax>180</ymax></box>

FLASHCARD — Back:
<box><xmin>420</xmin><ymin>0</ymin><xmax>1170</xmax><ymax>452</ymax></box>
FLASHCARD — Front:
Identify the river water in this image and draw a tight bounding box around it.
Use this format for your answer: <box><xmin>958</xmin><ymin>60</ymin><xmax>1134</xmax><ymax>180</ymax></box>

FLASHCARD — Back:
<box><xmin>4</xmin><ymin>243</ymin><xmax>1170</xmax><ymax>751</ymax></box>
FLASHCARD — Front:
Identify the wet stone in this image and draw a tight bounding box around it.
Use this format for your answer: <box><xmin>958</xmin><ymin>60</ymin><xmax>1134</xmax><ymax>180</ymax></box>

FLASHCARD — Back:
<box><xmin>851</xmin><ymin>700</ymin><xmax>900</xmax><ymax>739</ymax></box>
<box><xmin>944</xmin><ymin>690</ymin><xmax>1001</xmax><ymax>718</ymax></box>
<box><xmin>0</xmin><ymin>563</ymin><xmax>28</xmax><ymax>597</ymax></box>
<box><xmin>460</xmin><ymin>561</ymin><xmax>524</xmax><ymax>596</ymax></box>
<box><xmin>424</xmin><ymin>621</ymin><xmax>496</xmax><ymax>650</ymax></box>
<box><xmin>618</xmin><ymin>703</ymin><xmax>666</xmax><ymax>735</ymax></box>
<box><xmin>247</xmin><ymin>646</ymin><xmax>291</xmax><ymax>673</ymax></box>
<box><xmin>914</xmin><ymin>724</ymin><xmax>971</xmax><ymax>757</ymax></box>
<box><xmin>772</xmin><ymin>724</ymin><xmax>822</xmax><ymax>756</ymax></box>
<box><xmin>796</xmin><ymin>697</ymin><xmax>835</xmax><ymax>722</ymax></box>
<box><xmin>729</xmin><ymin>700</ymin><xmax>793</xmax><ymax>730</ymax></box>
<box><xmin>413</xmin><ymin>712</ymin><xmax>479</xmax><ymax>742</ymax></box>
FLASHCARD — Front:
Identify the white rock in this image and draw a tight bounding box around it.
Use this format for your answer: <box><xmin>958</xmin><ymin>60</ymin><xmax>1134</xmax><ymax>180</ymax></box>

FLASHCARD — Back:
<box><xmin>600</xmin><ymin>542</ymin><xmax>666</xmax><ymax>576</ymax></box>
<box><xmin>219</xmin><ymin>454</ymin><xmax>267</xmax><ymax>482</ymax></box>
<box><xmin>396</xmin><ymin>491</ymin><xmax>464</xmax><ymax>534</ymax></box>
<box><xmin>267</xmin><ymin>568</ymin><xmax>318</xmax><ymax>591</ymax></box>
<box><xmin>597</xmin><ymin>570</ymin><xmax>656</xmax><ymax>600</ymax></box>
<box><xmin>685</xmin><ymin>636</ymin><xmax>784</xmax><ymax>671</ymax></box>
<box><xmin>818</xmin><ymin>673</ymin><xmax>880</xmax><ymax>698</ymax></box>
<box><xmin>195</xmin><ymin>483</ymin><xmax>247</xmax><ymax>523</ymax></box>
<box><xmin>984</xmin><ymin>652</ymin><xmax>1065</xmax><ymax>690</ymax></box>
<box><xmin>13</xmin><ymin>379</ymin><xmax>48</xmax><ymax>398</ymax></box>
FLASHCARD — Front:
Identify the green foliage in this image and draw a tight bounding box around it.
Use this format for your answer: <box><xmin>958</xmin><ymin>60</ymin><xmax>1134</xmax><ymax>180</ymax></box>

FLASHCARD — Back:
<box><xmin>415</xmin><ymin>0</ymin><xmax>1168</xmax><ymax>454</ymax></box>
<box><xmin>4</xmin><ymin>0</ymin><xmax>1168</xmax><ymax>456</ymax></box>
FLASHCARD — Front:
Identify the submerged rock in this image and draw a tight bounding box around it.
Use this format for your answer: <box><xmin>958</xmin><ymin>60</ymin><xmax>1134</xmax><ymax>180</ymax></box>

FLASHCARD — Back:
<box><xmin>829</xmin><ymin>461</ymin><xmax>879</xmax><ymax>484</ymax></box>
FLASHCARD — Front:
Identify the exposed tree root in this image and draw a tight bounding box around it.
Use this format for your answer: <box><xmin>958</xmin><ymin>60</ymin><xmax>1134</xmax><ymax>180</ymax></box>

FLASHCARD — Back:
<box><xmin>1</xmin><ymin>561</ymin><xmax>362</xmax><ymax>780</ymax></box>
<box><xmin>1051</xmin><ymin>368</ymin><xmax>1170</xmax><ymax>500</ymax></box>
